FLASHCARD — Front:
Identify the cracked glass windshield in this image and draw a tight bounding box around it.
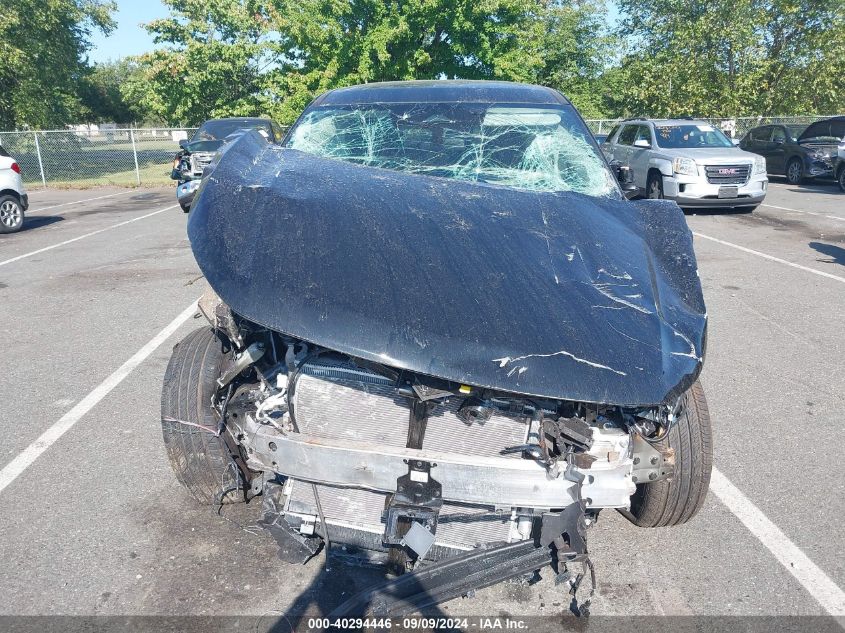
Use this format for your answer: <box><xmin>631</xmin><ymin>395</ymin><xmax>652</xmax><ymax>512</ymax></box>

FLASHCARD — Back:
<box><xmin>287</xmin><ymin>102</ymin><xmax>617</xmax><ymax>197</ymax></box>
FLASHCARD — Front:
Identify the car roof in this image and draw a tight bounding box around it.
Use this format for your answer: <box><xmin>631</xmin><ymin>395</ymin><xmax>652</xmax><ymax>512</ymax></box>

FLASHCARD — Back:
<box><xmin>311</xmin><ymin>80</ymin><xmax>570</xmax><ymax>106</ymax></box>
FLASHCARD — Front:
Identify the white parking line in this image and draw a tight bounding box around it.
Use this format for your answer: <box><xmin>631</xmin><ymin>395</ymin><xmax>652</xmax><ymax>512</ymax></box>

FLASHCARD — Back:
<box><xmin>762</xmin><ymin>202</ymin><xmax>845</xmax><ymax>222</ymax></box>
<box><xmin>692</xmin><ymin>232</ymin><xmax>845</xmax><ymax>285</ymax></box>
<box><xmin>0</xmin><ymin>204</ymin><xmax>176</xmax><ymax>268</ymax></box>
<box><xmin>0</xmin><ymin>301</ymin><xmax>197</xmax><ymax>495</ymax></box>
<box><xmin>710</xmin><ymin>469</ymin><xmax>845</xmax><ymax>616</ymax></box>
<box><xmin>30</xmin><ymin>190</ymin><xmax>134</xmax><ymax>212</ymax></box>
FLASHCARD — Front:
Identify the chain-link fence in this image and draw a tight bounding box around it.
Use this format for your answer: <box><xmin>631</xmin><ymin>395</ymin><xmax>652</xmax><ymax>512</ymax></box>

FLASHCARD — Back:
<box><xmin>0</xmin><ymin>128</ymin><xmax>197</xmax><ymax>188</ymax></box>
<box><xmin>1</xmin><ymin>116</ymin><xmax>841</xmax><ymax>189</ymax></box>
<box><xmin>584</xmin><ymin>115</ymin><xmax>843</xmax><ymax>138</ymax></box>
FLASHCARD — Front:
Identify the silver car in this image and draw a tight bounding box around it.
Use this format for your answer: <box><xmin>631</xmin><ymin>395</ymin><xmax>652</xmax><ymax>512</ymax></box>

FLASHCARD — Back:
<box><xmin>602</xmin><ymin>118</ymin><xmax>768</xmax><ymax>210</ymax></box>
<box><xmin>0</xmin><ymin>145</ymin><xmax>29</xmax><ymax>234</ymax></box>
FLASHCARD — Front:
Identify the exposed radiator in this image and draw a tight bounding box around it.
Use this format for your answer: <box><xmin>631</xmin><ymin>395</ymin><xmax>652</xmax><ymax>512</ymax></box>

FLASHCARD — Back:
<box><xmin>287</xmin><ymin>358</ymin><xmax>529</xmax><ymax>550</ymax></box>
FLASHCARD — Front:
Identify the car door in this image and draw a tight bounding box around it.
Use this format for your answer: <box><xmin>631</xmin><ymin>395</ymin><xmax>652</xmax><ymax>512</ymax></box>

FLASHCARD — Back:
<box><xmin>749</xmin><ymin>126</ymin><xmax>778</xmax><ymax>172</ymax></box>
<box><xmin>768</xmin><ymin>126</ymin><xmax>788</xmax><ymax>173</ymax></box>
<box><xmin>600</xmin><ymin>125</ymin><xmax>620</xmax><ymax>160</ymax></box>
<box><xmin>743</xmin><ymin>125</ymin><xmax>768</xmax><ymax>155</ymax></box>
<box><xmin>628</xmin><ymin>124</ymin><xmax>654</xmax><ymax>189</ymax></box>
<box><xmin>613</xmin><ymin>124</ymin><xmax>637</xmax><ymax>172</ymax></box>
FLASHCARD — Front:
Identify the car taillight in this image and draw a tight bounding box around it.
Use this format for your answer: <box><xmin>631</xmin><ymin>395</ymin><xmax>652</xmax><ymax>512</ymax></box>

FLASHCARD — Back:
<box><xmin>11</xmin><ymin>162</ymin><xmax>20</xmax><ymax>174</ymax></box>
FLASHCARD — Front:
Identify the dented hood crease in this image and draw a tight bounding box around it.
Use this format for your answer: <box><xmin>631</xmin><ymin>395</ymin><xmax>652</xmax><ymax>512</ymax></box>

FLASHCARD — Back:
<box><xmin>188</xmin><ymin>131</ymin><xmax>707</xmax><ymax>406</ymax></box>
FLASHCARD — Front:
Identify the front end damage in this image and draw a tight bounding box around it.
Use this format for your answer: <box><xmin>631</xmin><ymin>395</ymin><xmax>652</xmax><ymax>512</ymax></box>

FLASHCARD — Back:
<box><xmin>178</xmin><ymin>131</ymin><xmax>707</xmax><ymax>614</ymax></box>
<box><xmin>192</xmin><ymin>290</ymin><xmax>679</xmax><ymax>615</ymax></box>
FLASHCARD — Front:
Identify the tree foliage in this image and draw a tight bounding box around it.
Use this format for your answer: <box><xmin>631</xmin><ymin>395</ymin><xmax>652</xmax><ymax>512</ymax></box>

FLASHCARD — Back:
<box><xmin>615</xmin><ymin>0</ymin><xmax>845</xmax><ymax>117</ymax></box>
<box><xmin>121</xmin><ymin>0</ymin><xmax>275</xmax><ymax>126</ymax></box>
<box><xmin>79</xmin><ymin>59</ymin><xmax>150</xmax><ymax>123</ymax></box>
<box><xmin>0</xmin><ymin>0</ymin><xmax>115</xmax><ymax>129</ymax></box>
<box><xmin>124</xmin><ymin>0</ymin><xmax>615</xmax><ymax>125</ymax></box>
<box><xmin>4</xmin><ymin>0</ymin><xmax>839</xmax><ymax>130</ymax></box>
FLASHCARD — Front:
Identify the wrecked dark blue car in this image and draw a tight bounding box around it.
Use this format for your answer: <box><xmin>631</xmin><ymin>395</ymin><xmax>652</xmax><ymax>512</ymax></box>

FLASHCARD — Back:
<box><xmin>162</xmin><ymin>81</ymin><xmax>712</xmax><ymax>615</ymax></box>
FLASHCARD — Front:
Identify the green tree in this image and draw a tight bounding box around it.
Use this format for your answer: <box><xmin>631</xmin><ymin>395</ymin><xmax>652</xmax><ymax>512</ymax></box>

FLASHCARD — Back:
<box><xmin>615</xmin><ymin>0</ymin><xmax>845</xmax><ymax>117</ymax></box>
<box><xmin>531</xmin><ymin>1</ymin><xmax>619</xmax><ymax>118</ymax></box>
<box><xmin>263</xmin><ymin>0</ymin><xmax>552</xmax><ymax>122</ymax></box>
<box><xmin>79</xmin><ymin>59</ymin><xmax>150</xmax><ymax>124</ymax></box>
<box><xmin>0</xmin><ymin>0</ymin><xmax>115</xmax><ymax>129</ymax></box>
<box><xmin>122</xmin><ymin>0</ymin><xmax>274</xmax><ymax>126</ymax></box>
<box><xmin>127</xmin><ymin>0</ymin><xmax>617</xmax><ymax>125</ymax></box>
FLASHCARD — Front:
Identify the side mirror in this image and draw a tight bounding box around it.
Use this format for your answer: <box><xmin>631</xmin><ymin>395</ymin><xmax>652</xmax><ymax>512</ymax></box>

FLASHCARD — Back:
<box><xmin>178</xmin><ymin>139</ymin><xmax>188</xmax><ymax>150</ymax></box>
<box><xmin>633</xmin><ymin>139</ymin><xmax>651</xmax><ymax>149</ymax></box>
<box><xmin>731</xmin><ymin>138</ymin><xmax>741</xmax><ymax>146</ymax></box>
<box><xmin>611</xmin><ymin>161</ymin><xmax>639</xmax><ymax>199</ymax></box>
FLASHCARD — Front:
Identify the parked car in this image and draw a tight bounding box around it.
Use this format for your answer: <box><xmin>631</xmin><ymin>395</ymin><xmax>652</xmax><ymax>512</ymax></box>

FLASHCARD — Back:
<box><xmin>171</xmin><ymin>117</ymin><xmax>285</xmax><ymax>212</ymax></box>
<box><xmin>162</xmin><ymin>81</ymin><xmax>711</xmax><ymax>615</ymax></box>
<box><xmin>602</xmin><ymin>118</ymin><xmax>767</xmax><ymax>211</ymax></box>
<box><xmin>837</xmin><ymin>137</ymin><xmax>845</xmax><ymax>192</ymax></box>
<box><xmin>0</xmin><ymin>145</ymin><xmax>29</xmax><ymax>234</ymax></box>
<box><xmin>739</xmin><ymin>117</ymin><xmax>844</xmax><ymax>185</ymax></box>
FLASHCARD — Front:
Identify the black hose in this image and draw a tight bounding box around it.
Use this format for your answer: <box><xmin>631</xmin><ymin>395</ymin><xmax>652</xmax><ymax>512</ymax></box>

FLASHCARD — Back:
<box><xmin>311</xmin><ymin>483</ymin><xmax>332</xmax><ymax>571</ymax></box>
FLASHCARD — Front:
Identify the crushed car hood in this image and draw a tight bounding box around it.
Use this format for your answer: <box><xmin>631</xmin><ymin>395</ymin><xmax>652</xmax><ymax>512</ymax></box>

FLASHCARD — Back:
<box><xmin>188</xmin><ymin>131</ymin><xmax>707</xmax><ymax>406</ymax></box>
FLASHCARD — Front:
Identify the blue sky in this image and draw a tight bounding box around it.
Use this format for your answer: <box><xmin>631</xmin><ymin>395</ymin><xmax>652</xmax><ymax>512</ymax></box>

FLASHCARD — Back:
<box><xmin>87</xmin><ymin>0</ymin><xmax>168</xmax><ymax>64</ymax></box>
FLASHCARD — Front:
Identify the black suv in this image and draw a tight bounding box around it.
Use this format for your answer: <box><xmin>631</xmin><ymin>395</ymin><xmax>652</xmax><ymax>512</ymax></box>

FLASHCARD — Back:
<box><xmin>740</xmin><ymin>117</ymin><xmax>844</xmax><ymax>185</ymax></box>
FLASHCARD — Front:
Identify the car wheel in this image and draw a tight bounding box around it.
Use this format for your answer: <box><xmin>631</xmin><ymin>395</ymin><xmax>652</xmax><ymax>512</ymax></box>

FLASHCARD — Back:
<box><xmin>161</xmin><ymin>326</ymin><xmax>247</xmax><ymax>505</ymax></box>
<box><xmin>646</xmin><ymin>172</ymin><xmax>664</xmax><ymax>199</ymax></box>
<box><xmin>180</xmin><ymin>202</ymin><xmax>191</xmax><ymax>213</ymax></box>
<box><xmin>622</xmin><ymin>380</ymin><xmax>713</xmax><ymax>527</ymax></box>
<box><xmin>0</xmin><ymin>195</ymin><xmax>24</xmax><ymax>234</ymax></box>
<box><xmin>786</xmin><ymin>158</ymin><xmax>803</xmax><ymax>185</ymax></box>
<box><xmin>838</xmin><ymin>167</ymin><xmax>845</xmax><ymax>193</ymax></box>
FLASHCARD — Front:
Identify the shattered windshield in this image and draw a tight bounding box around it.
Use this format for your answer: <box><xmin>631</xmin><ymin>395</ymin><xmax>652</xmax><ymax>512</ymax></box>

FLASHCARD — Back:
<box><xmin>654</xmin><ymin>124</ymin><xmax>733</xmax><ymax>148</ymax></box>
<box><xmin>287</xmin><ymin>102</ymin><xmax>617</xmax><ymax>197</ymax></box>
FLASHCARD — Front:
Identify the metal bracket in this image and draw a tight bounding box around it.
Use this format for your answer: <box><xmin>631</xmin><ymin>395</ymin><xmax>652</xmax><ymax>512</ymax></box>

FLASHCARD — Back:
<box><xmin>631</xmin><ymin>433</ymin><xmax>675</xmax><ymax>483</ymax></box>
<box><xmin>383</xmin><ymin>460</ymin><xmax>443</xmax><ymax>546</ymax></box>
<box><xmin>216</xmin><ymin>342</ymin><xmax>265</xmax><ymax>389</ymax></box>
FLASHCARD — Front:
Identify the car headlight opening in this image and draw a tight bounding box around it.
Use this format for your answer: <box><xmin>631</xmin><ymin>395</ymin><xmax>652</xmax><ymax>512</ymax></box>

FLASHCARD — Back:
<box><xmin>753</xmin><ymin>156</ymin><xmax>766</xmax><ymax>174</ymax></box>
<box><xmin>672</xmin><ymin>157</ymin><xmax>698</xmax><ymax>176</ymax></box>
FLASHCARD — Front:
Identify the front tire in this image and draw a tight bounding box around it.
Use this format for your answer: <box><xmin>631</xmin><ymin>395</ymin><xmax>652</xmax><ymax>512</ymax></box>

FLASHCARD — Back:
<box><xmin>646</xmin><ymin>172</ymin><xmax>664</xmax><ymax>199</ymax></box>
<box><xmin>838</xmin><ymin>167</ymin><xmax>845</xmax><ymax>193</ymax></box>
<box><xmin>0</xmin><ymin>195</ymin><xmax>24</xmax><ymax>233</ymax></box>
<box><xmin>161</xmin><ymin>327</ymin><xmax>246</xmax><ymax>504</ymax></box>
<box><xmin>786</xmin><ymin>158</ymin><xmax>803</xmax><ymax>185</ymax></box>
<box><xmin>623</xmin><ymin>380</ymin><xmax>713</xmax><ymax>527</ymax></box>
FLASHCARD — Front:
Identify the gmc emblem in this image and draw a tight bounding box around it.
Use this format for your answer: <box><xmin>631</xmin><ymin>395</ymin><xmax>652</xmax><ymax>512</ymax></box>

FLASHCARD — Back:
<box><xmin>718</xmin><ymin>168</ymin><xmax>739</xmax><ymax>175</ymax></box>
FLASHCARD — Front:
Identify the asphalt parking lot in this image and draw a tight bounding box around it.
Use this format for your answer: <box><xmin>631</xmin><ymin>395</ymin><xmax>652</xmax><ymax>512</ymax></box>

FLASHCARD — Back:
<box><xmin>0</xmin><ymin>180</ymin><xmax>843</xmax><ymax>625</ymax></box>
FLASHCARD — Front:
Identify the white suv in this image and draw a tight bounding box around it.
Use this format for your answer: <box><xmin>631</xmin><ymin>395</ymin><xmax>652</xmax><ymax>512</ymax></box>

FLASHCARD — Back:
<box><xmin>602</xmin><ymin>118</ymin><xmax>768</xmax><ymax>211</ymax></box>
<box><xmin>0</xmin><ymin>145</ymin><xmax>28</xmax><ymax>233</ymax></box>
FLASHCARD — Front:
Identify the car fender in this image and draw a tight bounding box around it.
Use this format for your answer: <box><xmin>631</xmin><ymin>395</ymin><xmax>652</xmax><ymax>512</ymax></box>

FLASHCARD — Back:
<box><xmin>649</xmin><ymin>156</ymin><xmax>673</xmax><ymax>178</ymax></box>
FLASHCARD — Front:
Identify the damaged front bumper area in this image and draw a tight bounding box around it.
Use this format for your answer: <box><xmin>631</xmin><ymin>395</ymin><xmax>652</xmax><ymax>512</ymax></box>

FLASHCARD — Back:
<box><xmin>244</xmin><ymin>430</ymin><xmax>626</xmax><ymax>509</ymax></box>
<box><xmin>206</xmin><ymin>320</ymin><xmax>676</xmax><ymax>613</ymax></box>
